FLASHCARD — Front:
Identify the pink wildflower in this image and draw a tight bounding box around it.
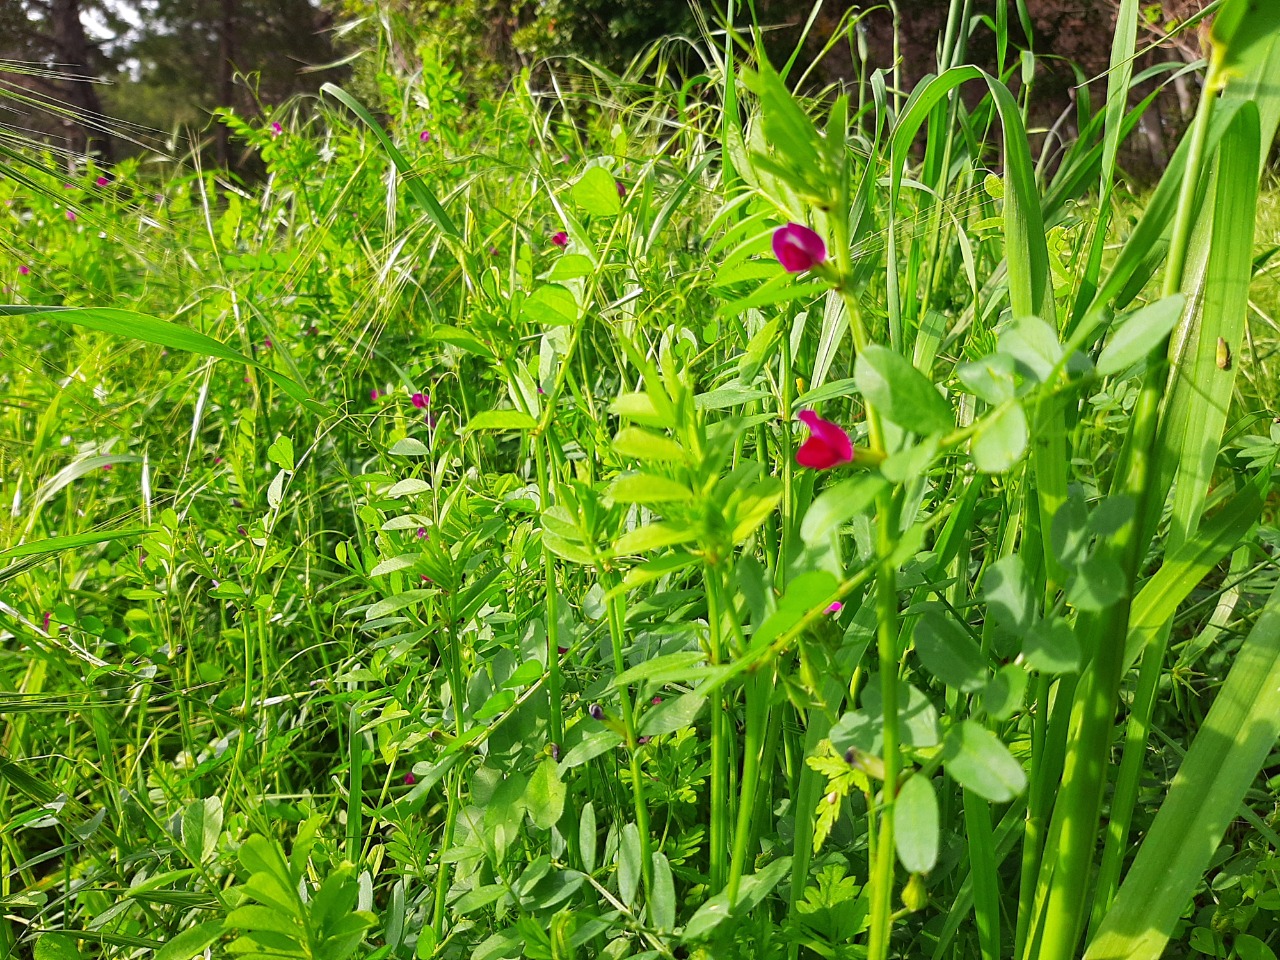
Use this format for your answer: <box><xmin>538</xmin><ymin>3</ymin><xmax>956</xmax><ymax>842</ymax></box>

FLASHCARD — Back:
<box><xmin>772</xmin><ymin>223</ymin><xmax>827</xmax><ymax>273</ymax></box>
<box><xmin>796</xmin><ymin>410</ymin><xmax>853</xmax><ymax>470</ymax></box>
<box><xmin>411</xmin><ymin>392</ymin><xmax>428</xmax><ymax>409</ymax></box>
<box><xmin>18</xmin><ymin>265</ymin><xmax>30</xmax><ymax>276</ymax></box>
<box><xmin>551</xmin><ymin>231</ymin><xmax>569</xmax><ymax>248</ymax></box>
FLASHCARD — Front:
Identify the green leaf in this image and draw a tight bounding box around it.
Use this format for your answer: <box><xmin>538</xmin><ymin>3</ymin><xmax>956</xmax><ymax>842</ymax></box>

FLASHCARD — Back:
<box><xmin>684</xmin><ymin>856</ymin><xmax>793</xmax><ymax>940</ymax></box>
<box><xmin>182</xmin><ymin>796</ymin><xmax>223</xmax><ymax>865</ymax></box>
<box><xmin>612</xmin><ymin>651</ymin><xmax>707</xmax><ymax>688</ymax></box>
<box><xmin>612</xmin><ymin>522</ymin><xmax>697</xmax><ymax>555</ymax></box>
<box><xmin>266</xmin><ymin>435</ymin><xmax>295</xmax><ymax>472</ymax></box>
<box><xmin>386</xmin><ymin>478</ymin><xmax>431</xmax><ymax>498</ymax></box>
<box><xmin>970</xmin><ymin>402</ymin><xmax>1028</xmax><ymax>473</ymax></box>
<box><xmin>543</xmin><ymin>253</ymin><xmax>595</xmax><ymax>280</ymax></box>
<box><xmin>1023</xmin><ymin>620</ymin><xmax>1081</xmax><ymax>674</ymax></box>
<box><xmin>522</xmin><ymin>284</ymin><xmax>580</xmax><ymax>327</ymax></box>
<box><xmin>525</xmin><ymin>759</ymin><xmax>566</xmax><ymax>830</ymax></box>
<box><xmin>1095</xmin><ymin>295</ymin><xmax>1185</xmax><ymax>376</ymax></box>
<box><xmin>651</xmin><ymin>852</ymin><xmax>676</xmax><ymax>930</ymax></box>
<box><xmin>1209</xmin><ymin>0</ymin><xmax>1280</xmax><ymax>82</ymax></box>
<box><xmin>388</xmin><ymin>438</ymin><xmax>430</xmax><ymax>456</ymax></box>
<box><xmin>855</xmin><ymin>345</ymin><xmax>952</xmax><ymax>435</ymax></box>
<box><xmin>749</xmin><ymin>571</ymin><xmax>839</xmax><ymax>653</ymax></box>
<box><xmin>981</xmin><ymin>665</ymin><xmax>1029</xmax><ymax>722</ymax></box>
<box><xmin>613</xmin><ymin>427</ymin><xmax>686</xmax><ymax>462</ymax></box>
<box><xmin>27</xmin><ymin>306</ymin><xmax>328</xmax><ymax>415</ymax></box>
<box><xmin>832</xmin><ymin>680</ymin><xmax>940</xmax><ymax>754</ymax></box>
<box><xmin>618</xmin><ymin>822</ymin><xmax>642</xmax><ymax>907</ymax></box>
<box><xmin>579</xmin><ymin>801</ymin><xmax>597</xmax><ymax>874</ymax></box>
<box><xmin>638</xmin><ymin>692</ymin><xmax>706</xmax><ymax>738</ymax></box>
<box><xmin>1086</xmin><ymin>584</ymin><xmax>1280</xmax><ymax>960</ymax></box>
<box><xmin>365</xmin><ymin>589</ymin><xmax>431</xmax><ymax>620</ymax></box>
<box><xmin>894</xmin><ymin>774</ymin><xmax>940</xmax><ymax>873</ymax></box>
<box><xmin>321</xmin><ymin>83</ymin><xmax>459</xmax><ymax>238</ymax></box>
<box><xmin>609</xmin><ymin>473</ymin><xmax>692</xmax><ymax>505</ymax></box>
<box><xmin>34</xmin><ymin>934</ymin><xmax>84</xmax><ymax>960</ymax></box>
<box><xmin>1067</xmin><ymin>554</ymin><xmax>1127</xmax><ymax>611</ymax></box>
<box><xmin>467</xmin><ymin>410</ymin><xmax>537</xmax><ymax>432</ymax></box>
<box><xmin>957</xmin><ymin>353</ymin><xmax>1017</xmax><ymax>404</ymax></box>
<box><xmin>941</xmin><ymin>720</ymin><xmax>1027</xmax><ymax>802</ymax></box>
<box><xmin>913</xmin><ymin>609</ymin><xmax>987</xmax><ymax>692</ymax></box>
<box><xmin>154</xmin><ymin>921</ymin><xmax>224</xmax><ymax>960</ymax></box>
<box><xmin>998</xmin><ymin>315</ymin><xmax>1062</xmax><ymax>383</ymax></box>
<box><xmin>570</xmin><ymin>165</ymin><xmax>622</xmax><ymax>217</ymax></box>
<box><xmin>800</xmin><ymin>474</ymin><xmax>888</xmax><ymax>545</ymax></box>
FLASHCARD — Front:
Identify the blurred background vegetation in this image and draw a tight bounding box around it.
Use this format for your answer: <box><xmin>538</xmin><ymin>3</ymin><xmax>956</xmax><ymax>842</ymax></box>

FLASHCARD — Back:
<box><xmin>1</xmin><ymin>0</ymin><xmax>1222</xmax><ymax>179</ymax></box>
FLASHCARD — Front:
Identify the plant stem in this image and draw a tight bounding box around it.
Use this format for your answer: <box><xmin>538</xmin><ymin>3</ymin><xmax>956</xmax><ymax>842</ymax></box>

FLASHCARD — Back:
<box><xmin>601</xmin><ymin>570</ymin><xmax>654</xmax><ymax>903</ymax></box>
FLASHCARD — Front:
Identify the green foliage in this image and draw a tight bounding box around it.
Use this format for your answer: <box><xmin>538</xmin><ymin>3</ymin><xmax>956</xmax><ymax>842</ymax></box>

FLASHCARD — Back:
<box><xmin>3</xmin><ymin>8</ymin><xmax>1280</xmax><ymax>960</ymax></box>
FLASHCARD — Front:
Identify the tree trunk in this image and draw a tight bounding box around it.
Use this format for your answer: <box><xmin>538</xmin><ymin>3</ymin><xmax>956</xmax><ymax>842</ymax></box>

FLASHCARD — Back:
<box><xmin>49</xmin><ymin>0</ymin><xmax>113</xmax><ymax>163</ymax></box>
<box><xmin>216</xmin><ymin>0</ymin><xmax>236</xmax><ymax>168</ymax></box>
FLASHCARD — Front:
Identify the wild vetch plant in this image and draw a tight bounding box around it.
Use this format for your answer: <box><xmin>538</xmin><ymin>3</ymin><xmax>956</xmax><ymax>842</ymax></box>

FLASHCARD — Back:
<box><xmin>3</xmin><ymin>2</ymin><xmax>1280</xmax><ymax>959</ymax></box>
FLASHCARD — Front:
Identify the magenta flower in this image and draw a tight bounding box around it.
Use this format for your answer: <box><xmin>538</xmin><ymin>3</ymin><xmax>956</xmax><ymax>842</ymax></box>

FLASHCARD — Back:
<box><xmin>18</xmin><ymin>265</ymin><xmax>30</xmax><ymax>276</ymax></box>
<box><xmin>488</xmin><ymin>245</ymin><xmax>499</xmax><ymax>257</ymax></box>
<box><xmin>825</xmin><ymin>601</ymin><xmax>844</xmax><ymax>615</ymax></box>
<box><xmin>411</xmin><ymin>392</ymin><xmax>428</xmax><ymax>409</ymax></box>
<box><xmin>101</xmin><ymin>464</ymin><xmax>113</xmax><ymax>471</ymax></box>
<box><xmin>558</xmin><ymin>644</ymin><xmax>568</xmax><ymax>655</ymax></box>
<box><xmin>772</xmin><ymin>223</ymin><xmax>827</xmax><ymax>273</ymax></box>
<box><xmin>404</xmin><ymin>772</ymin><xmax>416</xmax><ymax>785</ymax></box>
<box><xmin>42</xmin><ymin>612</ymin><xmax>51</xmax><ymax>631</ymax></box>
<box><xmin>796</xmin><ymin>410</ymin><xmax>853</xmax><ymax>470</ymax></box>
<box><xmin>616</xmin><ymin>181</ymin><xmax>627</xmax><ymax>198</ymax></box>
<box><xmin>419</xmin><ymin>130</ymin><xmax>431</xmax><ymax>143</ymax></box>
<box><xmin>270</xmin><ymin>122</ymin><xmax>282</xmax><ymax>137</ymax></box>
<box><xmin>262</xmin><ymin>338</ymin><xmax>273</xmax><ymax>349</ymax></box>
<box><xmin>370</xmin><ymin>388</ymin><xmax>381</xmax><ymax>402</ymax></box>
<box><xmin>95</xmin><ymin>176</ymin><xmax>108</xmax><ymax>187</ymax></box>
<box><xmin>551</xmin><ymin>231</ymin><xmax>569</xmax><ymax>248</ymax></box>
<box><xmin>66</xmin><ymin>210</ymin><xmax>77</xmax><ymax>222</ymax></box>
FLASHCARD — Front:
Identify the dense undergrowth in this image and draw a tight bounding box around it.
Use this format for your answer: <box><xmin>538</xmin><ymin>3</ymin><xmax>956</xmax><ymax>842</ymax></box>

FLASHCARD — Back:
<box><xmin>3</xmin><ymin>3</ymin><xmax>1280</xmax><ymax>959</ymax></box>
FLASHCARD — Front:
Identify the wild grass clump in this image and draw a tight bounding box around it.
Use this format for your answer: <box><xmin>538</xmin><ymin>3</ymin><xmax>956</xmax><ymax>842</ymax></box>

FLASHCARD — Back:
<box><xmin>3</xmin><ymin>3</ymin><xmax>1280</xmax><ymax>959</ymax></box>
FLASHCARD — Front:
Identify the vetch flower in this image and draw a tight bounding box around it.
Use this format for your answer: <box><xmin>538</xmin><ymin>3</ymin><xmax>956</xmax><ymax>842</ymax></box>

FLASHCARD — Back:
<box><xmin>416</xmin><ymin>527</ymin><xmax>428</xmax><ymax>539</ymax></box>
<box><xmin>551</xmin><ymin>231</ymin><xmax>569</xmax><ymax>248</ymax></box>
<box><xmin>796</xmin><ymin>409</ymin><xmax>853</xmax><ymax>470</ymax></box>
<box><xmin>588</xmin><ymin>703</ymin><xmax>604</xmax><ymax>720</ymax></box>
<box><xmin>95</xmin><ymin>176</ymin><xmax>108</xmax><ymax>186</ymax></box>
<box><xmin>270</xmin><ymin>122</ymin><xmax>282</xmax><ymax>137</ymax></box>
<box><xmin>370</xmin><ymin>388</ymin><xmax>380</xmax><ymax>402</ymax></box>
<box><xmin>66</xmin><ymin>210</ymin><xmax>77</xmax><ymax>222</ymax></box>
<box><xmin>262</xmin><ymin>338</ymin><xmax>272</xmax><ymax>349</ymax></box>
<box><xmin>419</xmin><ymin>130</ymin><xmax>431</xmax><ymax>143</ymax></box>
<box><xmin>411</xmin><ymin>392</ymin><xmax>428</xmax><ymax>409</ymax></box>
<box><xmin>403</xmin><ymin>772</ymin><xmax>416</xmax><ymax>785</ymax></box>
<box><xmin>616</xmin><ymin>181</ymin><xmax>627</xmax><ymax>198</ymax></box>
<box><xmin>18</xmin><ymin>265</ymin><xmax>29</xmax><ymax>276</ymax></box>
<box><xmin>772</xmin><ymin>223</ymin><xmax>826</xmax><ymax>273</ymax></box>
<box><xmin>825</xmin><ymin>601</ymin><xmax>844</xmax><ymax>615</ymax></box>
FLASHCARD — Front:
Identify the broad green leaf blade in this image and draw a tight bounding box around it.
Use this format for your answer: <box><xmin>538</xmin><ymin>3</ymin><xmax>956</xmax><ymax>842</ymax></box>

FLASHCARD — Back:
<box><xmin>570</xmin><ymin>166</ymin><xmax>622</xmax><ymax>217</ymax></box>
<box><xmin>894</xmin><ymin>774</ymin><xmax>940</xmax><ymax>873</ymax></box>
<box><xmin>941</xmin><ymin>720</ymin><xmax>1027</xmax><ymax>802</ymax></box>
<box><xmin>321</xmin><ymin>82</ymin><xmax>460</xmax><ymax>238</ymax></box>
<box><xmin>1086</xmin><ymin>584</ymin><xmax>1280</xmax><ymax>960</ymax></box>
<box><xmin>855</xmin><ymin>344</ymin><xmax>952</xmax><ymax>435</ymax></box>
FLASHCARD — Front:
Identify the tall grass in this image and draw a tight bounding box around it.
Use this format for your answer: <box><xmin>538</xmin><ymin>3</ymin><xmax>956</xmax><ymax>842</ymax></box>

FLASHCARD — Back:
<box><xmin>3</xmin><ymin>3</ymin><xmax>1280</xmax><ymax>959</ymax></box>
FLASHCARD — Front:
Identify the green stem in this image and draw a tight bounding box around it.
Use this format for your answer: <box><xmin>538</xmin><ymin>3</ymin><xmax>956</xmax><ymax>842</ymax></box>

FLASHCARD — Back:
<box><xmin>1030</xmin><ymin>68</ymin><xmax>1219</xmax><ymax>960</ymax></box>
<box><xmin>705</xmin><ymin>565</ymin><xmax>729</xmax><ymax>893</ymax></box>
<box><xmin>534</xmin><ymin>440</ymin><xmax>565</xmax><ymax>746</ymax></box>
<box><xmin>866</xmin><ymin>489</ymin><xmax>903</xmax><ymax>960</ymax></box>
<box><xmin>601</xmin><ymin>570</ymin><xmax>654</xmax><ymax>903</ymax></box>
